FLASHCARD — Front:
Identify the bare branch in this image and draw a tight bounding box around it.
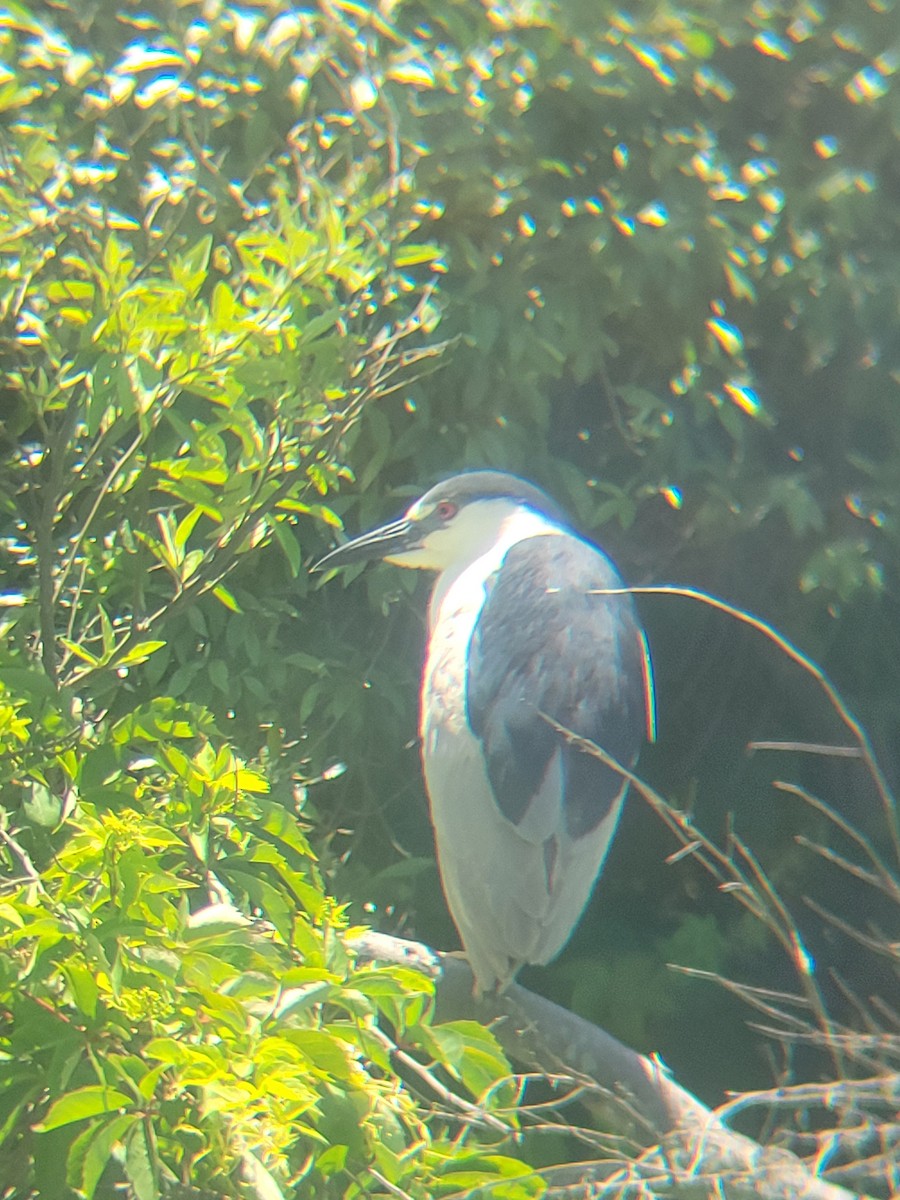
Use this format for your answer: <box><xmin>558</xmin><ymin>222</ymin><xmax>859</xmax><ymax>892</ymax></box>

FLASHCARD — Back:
<box><xmin>591</xmin><ymin>585</ymin><xmax>899</xmax><ymax>862</ymax></box>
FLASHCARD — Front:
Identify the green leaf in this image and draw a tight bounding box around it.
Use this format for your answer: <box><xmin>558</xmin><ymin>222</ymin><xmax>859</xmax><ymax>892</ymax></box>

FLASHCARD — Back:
<box><xmin>62</xmin><ymin>960</ymin><xmax>100</xmax><ymax>1020</ymax></box>
<box><xmin>234</xmin><ymin>767</ymin><xmax>270</xmax><ymax>793</ymax></box>
<box><xmin>309</xmin><ymin>503</ymin><xmax>343</xmax><ymax>528</ymax></box>
<box><xmin>242</xmin><ymin>1151</ymin><xmax>285</xmax><ymax>1200</ymax></box>
<box><xmin>316</xmin><ymin>1144</ymin><xmax>348</xmax><ymax>1175</ymax></box>
<box><xmin>156</xmin><ymin>512</ymin><xmax>180</xmax><ymax>569</ymax></box>
<box><xmin>69</xmin><ymin>1114</ymin><xmax>141</xmax><ymax>1200</ymax></box>
<box><xmin>60</xmin><ymin>639</ymin><xmax>99</xmax><ymax>666</ymax></box>
<box><xmin>171</xmin><ymin>233</ymin><xmax>212</xmax><ymax>293</ymax></box>
<box><xmin>124</xmin><ymin>1122</ymin><xmax>158</xmax><ymax>1200</ymax></box>
<box><xmin>279</xmin><ymin>1029</ymin><xmax>354</xmax><ymax>1081</ymax></box>
<box><xmin>271</xmin><ymin>518</ymin><xmax>301</xmax><ymax>577</ymax></box>
<box><xmin>416</xmin><ymin>1022</ymin><xmax>512</xmax><ymax>1104</ymax></box>
<box><xmin>683</xmin><ymin>28</ymin><xmax>716</xmax><ymax>58</ymax></box>
<box><xmin>47</xmin><ymin>279</ymin><xmax>95</xmax><ymax>302</ymax></box>
<box><xmin>299</xmin><ymin>309</ymin><xmax>339</xmax><ymax>342</ymax></box>
<box><xmin>22</xmin><ymin>779</ymin><xmax>63</xmax><ymax>827</ymax></box>
<box><xmin>174</xmin><ymin>506</ymin><xmax>205</xmax><ymax>550</ymax></box>
<box><xmin>98</xmin><ymin>605</ymin><xmax>115</xmax><ymax>657</ymax></box>
<box><xmin>394</xmin><ymin>243</ymin><xmax>442</xmax><ymax>267</ymax></box>
<box><xmin>212</xmin><ymin>584</ymin><xmax>243</xmax><ymax>612</ymax></box>
<box><xmin>35</xmin><ymin>1086</ymin><xmax>134</xmax><ymax>1132</ymax></box>
<box><xmin>208</xmin><ymin>658</ymin><xmax>229</xmax><ymax>693</ymax></box>
<box><xmin>116</xmin><ymin>641</ymin><xmax>167</xmax><ymax>667</ymax></box>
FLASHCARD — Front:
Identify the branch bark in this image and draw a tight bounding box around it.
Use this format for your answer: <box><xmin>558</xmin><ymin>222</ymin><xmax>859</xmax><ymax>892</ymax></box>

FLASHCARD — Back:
<box><xmin>34</xmin><ymin>400</ymin><xmax>79</xmax><ymax>687</ymax></box>
<box><xmin>354</xmin><ymin>932</ymin><xmax>870</xmax><ymax>1200</ymax></box>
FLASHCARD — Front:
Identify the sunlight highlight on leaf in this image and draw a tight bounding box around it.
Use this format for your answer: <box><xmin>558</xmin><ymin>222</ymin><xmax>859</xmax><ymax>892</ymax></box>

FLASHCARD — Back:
<box><xmin>724</xmin><ymin>380</ymin><xmax>762</xmax><ymax>417</ymax></box>
<box><xmin>706</xmin><ymin>317</ymin><xmax>744</xmax><ymax>356</ymax></box>
<box><xmin>350</xmin><ymin>73</ymin><xmax>378</xmax><ymax>109</ymax></box>
<box><xmin>753</xmin><ymin>31</ymin><xmax>793</xmax><ymax>60</ymax></box>
<box><xmin>387</xmin><ymin>60</ymin><xmax>435</xmax><ymax>87</ymax></box>
<box><xmin>845</xmin><ymin>65</ymin><xmax>889</xmax><ymax>103</ymax></box>
<box><xmin>636</xmin><ymin>201</ymin><xmax>669</xmax><ymax>227</ymax></box>
<box><xmin>813</xmin><ymin>135</ymin><xmax>839</xmax><ymax>158</ymax></box>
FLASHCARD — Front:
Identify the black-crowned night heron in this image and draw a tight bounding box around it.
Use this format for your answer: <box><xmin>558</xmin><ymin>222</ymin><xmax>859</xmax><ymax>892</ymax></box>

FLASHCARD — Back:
<box><xmin>314</xmin><ymin>471</ymin><xmax>655</xmax><ymax>995</ymax></box>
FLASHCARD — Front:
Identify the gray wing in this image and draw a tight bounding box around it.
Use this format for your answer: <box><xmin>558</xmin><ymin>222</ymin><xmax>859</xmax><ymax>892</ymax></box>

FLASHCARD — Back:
<box><xmin>466</xmin><ymin>533</ymin><xmax>649</xmax><ymax>840</ymax></box>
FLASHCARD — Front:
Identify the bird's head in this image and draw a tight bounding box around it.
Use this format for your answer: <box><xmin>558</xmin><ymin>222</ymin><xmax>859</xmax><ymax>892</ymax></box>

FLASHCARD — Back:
<box><xmin>312</xmin><ymin>470</ymin><xmax>569</xmax><ymax>576</ymax></box>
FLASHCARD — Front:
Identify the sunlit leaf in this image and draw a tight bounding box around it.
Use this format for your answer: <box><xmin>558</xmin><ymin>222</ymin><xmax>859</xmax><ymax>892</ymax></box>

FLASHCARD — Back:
<box><xmin>35</xmin><ymin>1087</ymin><xmax>134</xmax><ymax>1132</ymax></box>
<box><xmin>242</xmin><ymin>1151</ymin><xmax>286</xmax><ymax>1200</ymax></box>
<box><xmin>68</xmin><ymin>1114</ymin><xmax>142</xmax><ymax>1200</ymax></box>
<box><xmin>124</xmin><ymin>1122</ymin><xmax>158</xmax><ymax>1200</ymax></box>
<box><xmin>212</xmin><ymin>584</ymin><xmax>243</xmax><ymax>612</ymax></box>
<box><xmin>116</xmin><ymin>641</ymin><xmax>167</xmax><ymax>667</ymax></box>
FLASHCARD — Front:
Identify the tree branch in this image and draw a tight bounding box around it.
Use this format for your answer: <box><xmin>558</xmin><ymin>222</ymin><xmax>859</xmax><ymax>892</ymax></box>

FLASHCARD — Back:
<box><xmin>353</xmin><ymin>932</ymin><xmax>869</xmax><ymax>1200</ymax></box>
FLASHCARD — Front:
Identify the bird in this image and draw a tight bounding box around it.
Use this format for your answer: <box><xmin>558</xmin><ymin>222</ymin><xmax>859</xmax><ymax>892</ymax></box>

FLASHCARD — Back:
<box><xmin>313</xmin><ymin>470</ymin><xmax>655</xmax><ymax>995</ymax></box>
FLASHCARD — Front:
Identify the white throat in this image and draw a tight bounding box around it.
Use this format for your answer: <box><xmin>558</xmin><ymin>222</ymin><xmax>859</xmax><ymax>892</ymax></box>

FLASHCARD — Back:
<box><xmin>428</xmin><ymin>505</ymin><xmax>562</xmax><ymax>632</ymax></box>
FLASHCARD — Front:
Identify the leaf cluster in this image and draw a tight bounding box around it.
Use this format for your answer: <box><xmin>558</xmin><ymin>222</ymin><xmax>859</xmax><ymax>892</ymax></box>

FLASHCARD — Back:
<box><xmin>0</xmin><ymin>3</ymin><xmax>535</xmax><ymax>1196</ymax></box>
<box><xmin>0</xmin><ymin>681</ymin><xmax>532</xmax><ymax>1198</ymax></box>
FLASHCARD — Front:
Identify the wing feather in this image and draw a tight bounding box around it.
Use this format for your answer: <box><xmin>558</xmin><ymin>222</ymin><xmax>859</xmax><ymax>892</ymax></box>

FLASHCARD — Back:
<box><xmin>466</xmin><ymin>534</ymin><xmax>647</xmax><ymax>841</ymax></box>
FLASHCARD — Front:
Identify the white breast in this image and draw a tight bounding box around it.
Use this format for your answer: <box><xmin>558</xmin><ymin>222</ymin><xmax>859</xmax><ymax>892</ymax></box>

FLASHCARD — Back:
<box><xmin>418</xmin><ymin>509</ymin><xmax>597</xmax><ymax>992</ymax></box>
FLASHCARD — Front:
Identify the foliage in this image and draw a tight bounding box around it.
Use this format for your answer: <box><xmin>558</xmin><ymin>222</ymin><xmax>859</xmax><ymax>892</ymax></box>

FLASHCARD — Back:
<box><xmin>0</xmin><ymin>0</ymin><xmax>452</xmax><ymax>721</ymax></box>
<box><xmin>0</xmin><ymin>1</ymin><xmax>529</xmax><ymax>1195</ymax></box>
<box><xmin>0</xmin><ymin>682</ymin><xmax>531</xmax><ymax>1198</ymax></box>
<box><xmin>322</xmin><ymin>0</ymin><xmax>900</xmax><ymax>609</ymax></box>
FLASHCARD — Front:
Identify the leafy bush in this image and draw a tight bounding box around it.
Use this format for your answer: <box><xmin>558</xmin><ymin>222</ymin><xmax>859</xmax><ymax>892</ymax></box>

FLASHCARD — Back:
<box><xmin>0</xmin><ymin>3</ymin><xmax>526</xmax><ymax>1195</ymax></box>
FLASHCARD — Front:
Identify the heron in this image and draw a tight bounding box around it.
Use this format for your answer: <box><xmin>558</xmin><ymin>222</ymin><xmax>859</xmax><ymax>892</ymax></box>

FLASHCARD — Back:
<box><xmin>313</xmin><ymin>470</ymin><xmax>655</xmax><ymax>995</ymax></box>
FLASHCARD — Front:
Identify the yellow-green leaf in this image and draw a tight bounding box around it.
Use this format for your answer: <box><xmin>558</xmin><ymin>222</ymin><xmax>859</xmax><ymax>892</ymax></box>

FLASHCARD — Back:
<box><xmin>212</xmin><ymin>584</ymin><xmax>242</xmax><ymax>612</ymax></box>
<box><xmin>116</xmin><ymin>641</ymin><xmax>166</xmax><ymax>667</ymax></box>
<box><xmin>35</xmin><ymin>1086</ymin><xmax>134</xmax><ymax>1132</ymax></box>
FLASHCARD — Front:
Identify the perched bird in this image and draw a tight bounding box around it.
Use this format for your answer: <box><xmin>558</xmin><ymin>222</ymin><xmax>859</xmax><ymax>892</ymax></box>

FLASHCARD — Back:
<box><xmin>314</xmin><ymin>471</ymin><xmax>654</xmax><ymax>995</ymax></box>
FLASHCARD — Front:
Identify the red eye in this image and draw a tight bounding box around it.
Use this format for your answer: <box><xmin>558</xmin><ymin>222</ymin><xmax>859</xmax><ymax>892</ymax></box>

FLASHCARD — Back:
<box><xmin>436</xmin><ymin>500</ymin><xmax>457</xmax><ymax>521</ymax></box>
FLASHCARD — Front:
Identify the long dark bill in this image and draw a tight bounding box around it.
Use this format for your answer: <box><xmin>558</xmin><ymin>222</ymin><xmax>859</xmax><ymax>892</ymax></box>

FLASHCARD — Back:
<box><xmin>311</xmin><ymin>516</ymin><xmax>418</xmax><ymax>572</ymax></box>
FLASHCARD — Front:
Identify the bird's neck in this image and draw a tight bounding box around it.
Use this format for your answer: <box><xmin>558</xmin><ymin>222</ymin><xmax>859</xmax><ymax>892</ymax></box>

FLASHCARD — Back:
<box><xmin>427</xmin><ymin>507</ymin><xmax>563</xmax><ymax>632</ymax></box>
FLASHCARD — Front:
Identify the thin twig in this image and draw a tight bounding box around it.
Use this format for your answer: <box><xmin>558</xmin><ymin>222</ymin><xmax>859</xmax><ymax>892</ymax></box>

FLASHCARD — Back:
<box><xmin>592</xmin><ymin>584</ymin><xmax>900</xmax><ymax>861</ymax></box>
<box><xmin>54</xmin><ymin>429</ymin><xmax>144</xmax><ymax>606</ymax></box>
<box><xmin>774</xmin><ymin>780</ymin><xmax>900</xmax><ymax>903</ymax></box>
<box><xmin>365</xmin><ymin>1023</ymin><xmax>511</xmax><ymax>1136</ymax></box>
<box><xmin>0</xmin><ymin>827</ymin><xmax>41</xmax><ymax>885</ymax></box>
<box><xmin>748</xmin><ymin>741</ymin><xmax>862</xmax><ymax>759</ymax></box>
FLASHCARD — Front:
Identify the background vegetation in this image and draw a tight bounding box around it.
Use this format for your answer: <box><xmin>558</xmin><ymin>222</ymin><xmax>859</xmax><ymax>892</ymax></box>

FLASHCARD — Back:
<box><xmin>0</xmin><ymin>0</ymin><xmax>896</xmax><ymax>1195</ymax></box>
